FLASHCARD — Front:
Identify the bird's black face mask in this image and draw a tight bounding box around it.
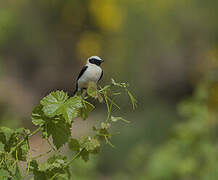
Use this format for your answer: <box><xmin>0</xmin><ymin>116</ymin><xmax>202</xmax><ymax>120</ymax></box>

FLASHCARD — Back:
<box><xmin>89</xmin><ymin>58</ymin><xmax>103</xmax><ymax>66</ymax></box>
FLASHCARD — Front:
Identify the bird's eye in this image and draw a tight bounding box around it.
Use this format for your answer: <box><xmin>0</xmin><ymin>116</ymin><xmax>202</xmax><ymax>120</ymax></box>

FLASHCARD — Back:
<box><xmin>89</xmin><ymin>59</ymin><xmax>93</xmax><ymax>63</ymax></box>
<box><xmin>89</xmin><ymin>59</ymin><xmax>95</xmax><ymax>64</ymax></box>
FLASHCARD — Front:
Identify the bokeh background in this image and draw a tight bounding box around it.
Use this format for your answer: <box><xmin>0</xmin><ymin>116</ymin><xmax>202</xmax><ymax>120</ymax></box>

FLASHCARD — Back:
<box><xmin>1</xmin><ymin>0</ymin><xmax>218</xmax><ymax>179</ymax></box>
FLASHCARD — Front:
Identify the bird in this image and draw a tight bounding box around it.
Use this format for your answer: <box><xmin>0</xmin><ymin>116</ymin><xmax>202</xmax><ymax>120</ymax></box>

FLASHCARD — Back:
<box><xmin>74</xmin><ymin>56</ymin><xmax>104</xmax><ymax>95</ymax></box>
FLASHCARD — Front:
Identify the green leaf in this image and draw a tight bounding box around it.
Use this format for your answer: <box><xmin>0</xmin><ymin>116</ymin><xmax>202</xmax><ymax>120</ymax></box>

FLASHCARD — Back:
<box><xmin>40</xmin><ymin>90</ymin><xmax>69</xmax><ymax>118</ymax></box>
<box><xmin>58</xmin><ymin>96</ymin><xmax>83</xmax><ymax>124</ymax></box>
<box><xmin>0</xmin><ymin>127</ymin><xmax>14</xmax><ymax>143</ymax></box>
<box><xmin>68</xmin><ymin>138</ymin><xmax>80</xmax><ymax>152</ymax></box>
<box><xmin>14</xmin><ymin>165</ymin><xmax>22</xmax><ymax>180</ymax></box>
<box><xmin>87</xmin><ymin>82</ymin><xmax>98</xmax><ymax>98</ymax></box>
<box><xmin>87</xmin><ymin>82</ymin><xmax>104</xmax><ymax>103</ymax></box>
<box><xmin>0</xmin><ymin>127</ymin><xmax>29</xmax><ymax>160</ymax></box>
<box><xmin>40</xmin><ymin>91</ymin><xmax>84</xmax><ymax>124</ymax></box>
<box><xmin>111</xmin><ymin>116</ymin><xmax>130</xmax><ymax>123</ymax></box>
<box><xmin>39</xmin><ymin>155</ymin><xmax>66</xmax><ymax>171</ymax></box>
<box><xmin>80</xmin><ymin>136</ymin><xmax>100</xmax><ymax>152</ymax></box>
<box><xmin>30</xmin><ymin>160</ymin><xmax>46</xmax><ymax>180</ymax></box>
<box><xmin>30</xmin><ymin>155</ymin><xmax>69</xmax><ymax>180</ymax></box>
<box><xmin>80</xmin><ymin>148</ymin><xmax>89</xmax><ymax>162</ymax></box>
<box><xmin>47</xmin><ymin>117</ymin><xmax>71</xmax><ymax>149</ymax></box>
<box><xmin>0</xmin><ymin>142</ymin><xmax>4</xmax><ymax>152</ymax></box>
<box><xmin>32</xmin><ymin>105</ymin><xmax>46</xmax><ymax>126</ymax></box>
<box><xmin>0</xmin><ymin>169</ymin><xmax>10</xmax><ymax>180</ymax></box>
<box><xmin>80</xmin><ymin>100</ymin><xmax>95</xmax><ymax>120</ymax></box>
<box><xmin>15</xmin><ymin>128</ymin><xmax>30</xmax><ymax>135</ymax></box>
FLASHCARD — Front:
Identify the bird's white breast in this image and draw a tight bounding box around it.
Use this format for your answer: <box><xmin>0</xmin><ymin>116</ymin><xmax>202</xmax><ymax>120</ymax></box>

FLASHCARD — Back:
<box><xmin>77</xmin><ymin>63</ymin><xmax>102</xmax><ymax>89</ymax></box>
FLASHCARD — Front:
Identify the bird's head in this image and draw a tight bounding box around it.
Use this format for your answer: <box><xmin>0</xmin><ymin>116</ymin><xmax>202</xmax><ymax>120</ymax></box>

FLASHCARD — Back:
<box><xmin>87</xmin><ymin>56</ymin><xmax>104</xmax><ymax>66</ymax></box>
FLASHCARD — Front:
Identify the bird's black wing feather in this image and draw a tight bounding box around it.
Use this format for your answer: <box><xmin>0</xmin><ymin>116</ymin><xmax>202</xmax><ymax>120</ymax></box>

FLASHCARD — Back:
<box><xmin>73</xmin><ymin>66</ymin><xmax>88</xmax><ymax>95</ymax></box>
<box><xmin>98</xmin><ymin>70</ymin><xmax>103</xmax><ymax>82</ymax></box>
<box><xmin>77</xmin><ymin>66</ymin><xmax>88</xmax><ymax>80</ymax></box>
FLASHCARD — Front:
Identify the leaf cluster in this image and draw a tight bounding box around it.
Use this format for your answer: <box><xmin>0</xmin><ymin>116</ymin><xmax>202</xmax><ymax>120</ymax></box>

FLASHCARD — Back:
<box><xmin>0</xmin><ymin>127</ymin><xmax>28</xmax><ymax>179</ymax></box>
<box><xmin>32</xmin><ymin>91</ymin><xmax>94</xmax><ymax>149</ymax></box>
<box><xmin>0</xmin><ymin>79</ymin><xmax>136</xmax><ymax>179</ymax></box>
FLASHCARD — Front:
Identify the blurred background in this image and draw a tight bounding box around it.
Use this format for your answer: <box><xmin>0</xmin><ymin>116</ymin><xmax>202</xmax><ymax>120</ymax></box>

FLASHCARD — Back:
<box><xmin>1</xmin><ymin>0</ymin><xmax>218</xmax><ymax>179</ymax></box>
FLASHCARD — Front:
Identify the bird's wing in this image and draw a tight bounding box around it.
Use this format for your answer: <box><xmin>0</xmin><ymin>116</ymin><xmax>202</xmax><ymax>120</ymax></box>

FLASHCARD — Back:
<box><xmin>98</xmin><ymin>70</ymin><xmax>103</xmax><ymax>82</ymax></box>
<box><xmin>77</xmin><ymin>66</ymin><xmax>88</xmax><ymax>80</ymax></box>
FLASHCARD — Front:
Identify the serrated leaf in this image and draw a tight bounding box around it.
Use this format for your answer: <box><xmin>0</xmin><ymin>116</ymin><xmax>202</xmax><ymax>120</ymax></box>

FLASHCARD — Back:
<box><xmin>32</xmin><ymin>105</ymin><xmax>46</xmax><ymax>126</ymax></box>
<box><xmin>69</xmin><ymin>138</ymin><xmax>80</xmax><ymax>152</ymax></box>
<box><xmin>40</xmin><ymin>90</ymin><xmax>69</xmax><ymax>117</ymax></box>
<box><xmin>0</xmin><ymin>127</ymin><xmax>29</xmax><ymax>161</ymax></box>
<box><xmin>80</xmin><ymin>101</ymin><xmax>95</xmax><ymax>120</ymax></box>
<box><xmin>40</xmin><ymin>91</ymin><xmax>84</xmax><ymax>124</ymax></box>
<box><xmin>0</xmin><ymin>127</ymin><xmax>14</xmax><ymax>143</ymax></box>
<box><xmin>47</xmin><ymin>117</ymin><xmax>71</xmax><ymax>149</ymax></box>
<box><xmin>58</xmin><ymin>96</ymin><xmax>83</xmax><ymax>124</ymax></box>
<box><xmin>111</xmin><ymin>116</ymin><xmax>130</xmax><ymax>123</ymax></box>
<box><xmin>30</xmin><ymin>155</ymin><xmax>69</xmax><ymax>179</ymax></box>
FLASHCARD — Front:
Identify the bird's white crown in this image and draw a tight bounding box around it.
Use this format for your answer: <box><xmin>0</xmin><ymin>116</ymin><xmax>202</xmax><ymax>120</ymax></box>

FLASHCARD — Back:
<box><xmin>88</xmin><ymin>56</ymin><xmax>102</xmax><ymax>61</ymax></box>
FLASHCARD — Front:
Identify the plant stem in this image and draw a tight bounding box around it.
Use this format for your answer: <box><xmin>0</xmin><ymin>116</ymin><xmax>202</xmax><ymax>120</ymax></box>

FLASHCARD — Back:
<box><xmin>104</xmin><ymin>92</ymin><xmax>111</xmax><ymax>123</ymax></box>
<box><xmin>64</xmin><ymin>151</ymin><xmax>81</xmax><ymax>168</ymax></box>
<box><xmin>32</xmin><ymin>149</ymin><xmax>52</xmax><ymax>160</ymax></box>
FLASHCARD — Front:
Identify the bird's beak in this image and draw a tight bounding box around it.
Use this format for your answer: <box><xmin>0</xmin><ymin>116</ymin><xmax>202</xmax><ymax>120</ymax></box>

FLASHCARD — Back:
<box><xmin>101</xmin><ymin>59</ymin><xmax>104</xmax><ymax>63</ymax></box>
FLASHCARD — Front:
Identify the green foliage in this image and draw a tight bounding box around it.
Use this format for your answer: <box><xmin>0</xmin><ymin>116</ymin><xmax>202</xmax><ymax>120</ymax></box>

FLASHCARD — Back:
<box><xmin>0</xmin><ymin>127</ymin><xmax>30</xmax><ymax>161</ymax></box>
<box><xmin>112</xmin><ymin>83</ymin><xmax>218</xmax><ymax>180</ymax></box>
<box><xmin>30</xmin><ymin>155</ymin><xmax>70</xmax><ymax>180</ymax></box>
<box><xmin>0</xmin><ymin>79</ymin><xmax>136</xmax><ymax>179</ymax></box>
